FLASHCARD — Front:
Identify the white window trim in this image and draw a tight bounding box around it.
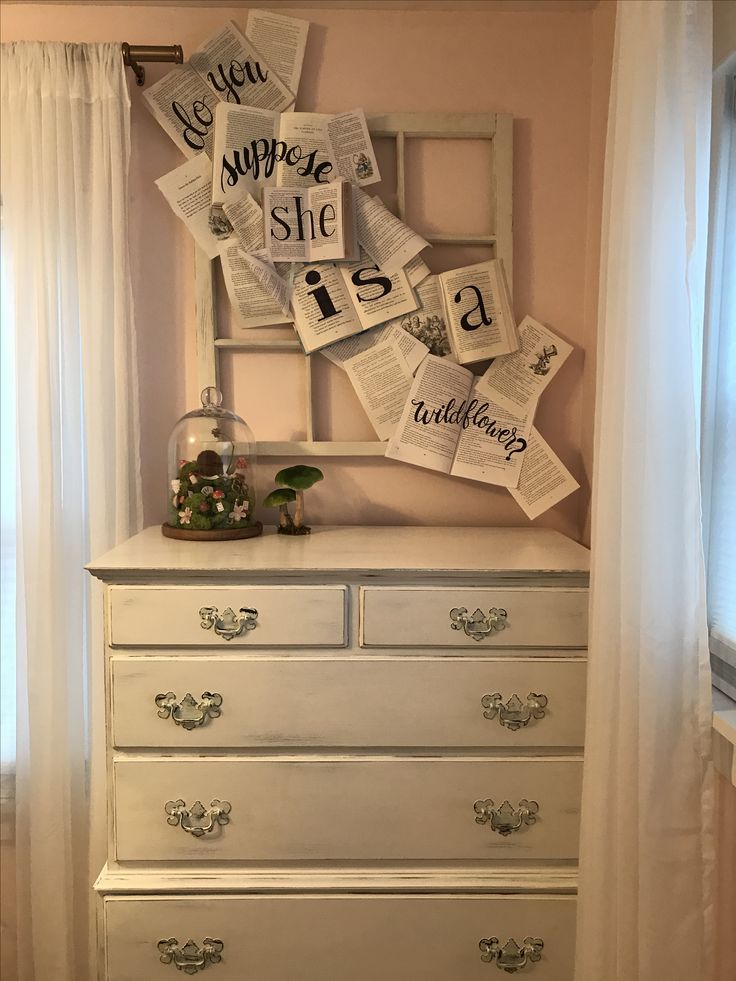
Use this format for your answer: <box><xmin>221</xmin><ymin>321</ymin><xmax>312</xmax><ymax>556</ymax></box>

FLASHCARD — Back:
<box><xmin>0</xmin><ymin>767</ymin><xmax>14</xmax><ymax>842</ymax></box>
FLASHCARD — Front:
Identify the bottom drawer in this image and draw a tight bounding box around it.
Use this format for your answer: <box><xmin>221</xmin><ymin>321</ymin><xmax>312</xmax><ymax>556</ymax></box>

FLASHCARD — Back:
<box><xmin>104</xmin><ymin>894</ymin><xmax>575</xmax><ymax>980</ymax></box>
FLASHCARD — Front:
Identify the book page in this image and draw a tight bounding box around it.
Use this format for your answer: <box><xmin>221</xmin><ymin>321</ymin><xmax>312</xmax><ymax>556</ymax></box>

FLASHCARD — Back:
<box><xmin>338</xmin><ymin>254</ymin><xmax>418</xmax><ymax>330</ymax></box>
<box><xmin>321</xmin><ymin>323</ymin><xmax>428</xmax><ymax>375</ymax></box>
<box><xmin>189</xmin><ymin>21</ymin><xmax>293</xmax><ymax>112</ymax></box>
<box><xmin>155</xmin><ymin>155</ymin><xmax>234</xmax><ymax>260</ymax></box>
<box><xmin>212</xmin><ymin>103</ymin><xmax>277</xmax><ymax>205</ymax></box>
<box><xmin>404</xmin><ymin>252</ymin><xmax>431</xmax><ymax>287</ymax></box>
<box><xmin>143</xmin><ymin>65</ymin><xmax>220</xmax><ymax>159</ymax></box>
<box><xmin>246</xmin><ymin>8</ymin><xmax>309</xmax><ymax>99</ymax></box>
<box><xmin>354</xmin><ymin>189</ymin><xmax>429</xmax><ymax>275</ymax></box>
<box><xmin>384</xmin><ymin>274</ymin><xmax>453</xmax><ymax>359</ymax></box>
<box><xmin>509</xmin><ymin>427</ymin><xmax>580</xmax><ymax>520</ymax></box>
<box><xmin>222</xmin><ymin>192</ymin><xmax>264</xmax><ymax>252</ymax></box>
<box><xmin>388</xmin><ymin>324</ymin><xmax>428</xmax><ymax>374</ymax></box>
<box><xmin>439</xmin><ymin>259</ymin><xmax>519</xmax><ymax>365</ymax></box>
<box><xmin>220</xmin><ymin>244</ymin><xmax>293</xmax><ymax>328</ymax></box>
<box><xmin>385</xmin><ymin>355</ymin><xmax>474</xmax><ymax>474</ymax></box>
<box><xmin>326</xmin><ymin>109</ymin><xmax>381</xmax><ymax>187</ymax></box>
<box><xmin>290</xmin><ymin>263</ymin><xmax>363</xmax><ymax>352</ymax></box>
<box><xmin>275</xmin><ymin>113</ymin><xmax>335</xmax><ymax>187</ymax></box>
<box><xmin>240</xmin><ymin>249</ymin><xmax>292</xmax><ymax>318</ymax></box>
<box><xmin>344</xmin><ymin>339</ymin><xmax>414</xmax><ymax>440</ymax></box>
<box><xmin>307</xmin><ymin>181</ymin><xmax>349</xmax><ymax>261</ymax></box>
<box><xmin>476</xmin><ymin>315</ymin><xmax>574</xmax><ymax>415</ymax></box>
<box><xmin>450</xmin><ymin>390</ymin><xmax>532</xmax><ymax>488</ymax></box>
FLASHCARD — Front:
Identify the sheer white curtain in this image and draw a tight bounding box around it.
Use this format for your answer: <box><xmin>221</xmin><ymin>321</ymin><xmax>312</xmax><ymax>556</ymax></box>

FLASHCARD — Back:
<box><xmin>575</xmin><ymin>3</ymin><xmax>714</xmax><ymax>980</ymax></box>
<box><xmin>0</xmin><ymin>42</ymin><xmax>142</xmax><ymax>981</ymax></box>
<box><xmin>702</xmin><ymin>60</ymin><xmax>736</xmax><ymax>695</ymax></box>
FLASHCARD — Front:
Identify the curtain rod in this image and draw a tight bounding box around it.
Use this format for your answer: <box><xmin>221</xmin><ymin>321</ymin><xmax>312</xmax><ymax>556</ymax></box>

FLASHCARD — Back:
<box><xmin>121</xmin><ymin>43</ymin><xmax>184</xmax><ymax>86</ymax></box>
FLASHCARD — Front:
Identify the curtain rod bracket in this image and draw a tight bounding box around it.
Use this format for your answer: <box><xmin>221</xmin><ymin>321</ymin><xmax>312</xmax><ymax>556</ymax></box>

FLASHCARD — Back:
<box><xmin>121</xmin><ymin>43</ymin><xmax>184</xmax><ymax>87</ymax></box>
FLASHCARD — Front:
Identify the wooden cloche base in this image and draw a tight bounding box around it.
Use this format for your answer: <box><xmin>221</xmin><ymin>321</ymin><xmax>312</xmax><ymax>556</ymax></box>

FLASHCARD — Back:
<box><xmin>161</xmin><ymin>521</ymin><xmax>263</xmax><ymax>541</ymax></box>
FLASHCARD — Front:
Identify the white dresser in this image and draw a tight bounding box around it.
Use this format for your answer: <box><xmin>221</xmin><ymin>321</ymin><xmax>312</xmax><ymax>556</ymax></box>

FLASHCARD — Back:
<box><xmin>89</xmin><ymin>525</ymin><xmax>589</xmax><ymax>980</ymax></box>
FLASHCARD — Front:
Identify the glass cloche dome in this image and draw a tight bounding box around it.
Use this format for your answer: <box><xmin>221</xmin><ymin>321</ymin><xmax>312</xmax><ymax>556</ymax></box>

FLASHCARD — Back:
<box><xmin>163</xmin><ymin>387</ymin><xmax>261</xmax><ymax>540</ymax></box>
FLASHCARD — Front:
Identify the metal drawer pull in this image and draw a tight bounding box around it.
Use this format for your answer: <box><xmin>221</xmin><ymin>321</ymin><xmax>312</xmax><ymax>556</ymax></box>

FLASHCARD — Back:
<box><xmin>164</xmin><ymin>799</ymin><xmax>231</xmax><ymax>837</ymax></box>
<box><xmin>158</xmin><ymin>937</ymin><xmax>223</xmax><ymax>973</ymax></box>
<box><xmin>481</xmin><ymin>692</ymin><xmax>548</xmax><ymax>730</ymax></box>
<box><xmin>474</xmin><ymin>798</ymin><xmax>539</xmax><ymax>836</ymax></box>
<box><xmin>155</xmin><ymin>691</ymin><xmax>223</xmax><ymax>729</ymax></box>
<box><xmin>449</xmin><ymin>607</ymin><xmax>508</xmax><ymax>641</ymax></box>
<box><xmin>199</xmin><ymin>605</ymin><xmax>258</xmax><ymax>640</ymax></box>
<box><xmin>479</xmin><ymin>936</ymin><xmax>544</xmax><ymax>972</ymax></box>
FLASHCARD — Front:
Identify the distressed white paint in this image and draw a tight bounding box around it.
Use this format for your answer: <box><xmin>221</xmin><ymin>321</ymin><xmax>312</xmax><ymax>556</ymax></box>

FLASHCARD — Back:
<box><xmin>113</xmin><ymin>756</ymin><xmax>582</xmax><ymax>862</ymax></box>
<box><xmin>108</xmin><ymin>584</ymin><xmax>347</xmax><ymax>647</ymax></box>
<box><xmin>88</xmin><ymin>526</ymin><xmax>590</xmax><ymax>582</ymax></box>
<box><xmin>104</xmin><ymin>894</ymin><xmax>576</xmax><ymax>981</ymax></box>
<box><xmin>89</xmin><ymin>526</ymin><xmax>588</xmax><ymax>979</ymax></box>
<box><xmin>361</xmin><ymin>587</ymin><xmax>588</xmax><ymax>648</ymax></box>
<box><xmin>110</xmin><ymin>656</ymin><xmax>587</xmax><ymax>749</ymax></box>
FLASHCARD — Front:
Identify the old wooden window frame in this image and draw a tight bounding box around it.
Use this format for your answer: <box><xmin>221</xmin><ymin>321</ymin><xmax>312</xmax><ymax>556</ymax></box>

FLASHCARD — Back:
<box><xmin>194</xmin><ymin>110</ymin><xmax>513</xmax><ymax>458</ymax></box>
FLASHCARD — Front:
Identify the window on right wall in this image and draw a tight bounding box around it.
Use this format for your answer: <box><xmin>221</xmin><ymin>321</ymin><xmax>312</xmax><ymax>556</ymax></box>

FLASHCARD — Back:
<box><xmin>702</xmin><ymin>62</ymin><xmax>736</xmax><ymax>703</ymax></box>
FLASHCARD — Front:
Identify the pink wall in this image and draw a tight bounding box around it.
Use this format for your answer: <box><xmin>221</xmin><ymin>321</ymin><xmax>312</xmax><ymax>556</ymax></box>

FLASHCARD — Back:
<box><xmin>1</xmin><ymin>2</ymin><xmax>615</xmax><ymax>541</ymax></box>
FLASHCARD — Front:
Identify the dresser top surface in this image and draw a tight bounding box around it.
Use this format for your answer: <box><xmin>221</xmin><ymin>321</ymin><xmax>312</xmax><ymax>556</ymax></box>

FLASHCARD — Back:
<box><xmin>88</xmin><ymin>525</ymin><xmax>589</xmax><ymax>581</ymax></box>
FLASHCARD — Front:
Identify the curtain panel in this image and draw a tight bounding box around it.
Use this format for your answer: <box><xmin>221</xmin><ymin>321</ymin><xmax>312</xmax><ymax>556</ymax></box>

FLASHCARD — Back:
<box><xmin>575</xmin><ymin>3</ymin><xmax>715</xmax><ymax>979</ymax></box>
<box><xmin>0</xmin><ymin>41</ymin><xmax>142</xmax><ymax>981</ymax></box>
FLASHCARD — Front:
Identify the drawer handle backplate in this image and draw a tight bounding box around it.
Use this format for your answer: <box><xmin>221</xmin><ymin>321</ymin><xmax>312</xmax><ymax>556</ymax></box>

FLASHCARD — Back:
<box><xmin>164</xmin><ymin>798</ymin><xmax>231</xmax><ymax>837</ymax></box>
<box><xmin>481</xmin><ymin>692</ymin><xmax>548</xmax><ymax>730</ymax></box>
<box><xmin>450</xmin><ymin>607</ymin><xmax>507</xmax><ymax>641</ymax></box>
<box><xmin>158</xmin><ymin>937</ymin><xmax>223</xmax><ymax>973</ymax></box>
<box><xmin>199</xmin><ymin>605</ymin><xmax>258</xmax><ymax>641</ymax></box>
<box><xmin>474</xmin><ymin>798</ymin><xmax>539</xmax><ymax>836</ymax></box>
<box><xmin>479</xmin><ymin>936</ymin><xmax>544</xmax><ymax>972</ymax></box>
<box><xmin>155</xmin><ymin>691</ymin><xmax>223</xmax><ymax>729</ymax></box>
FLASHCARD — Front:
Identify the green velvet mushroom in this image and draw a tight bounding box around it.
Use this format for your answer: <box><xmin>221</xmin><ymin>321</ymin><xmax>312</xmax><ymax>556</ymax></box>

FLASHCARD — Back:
<box><xmin>274</xmin><ymin>465</ymin><xmax>324</xmax><ymax>534</ymax></box>
<box><xmin>262</xmin><ymin>487</ymin><xmax>297</xmax><ymax>533</ymax></box>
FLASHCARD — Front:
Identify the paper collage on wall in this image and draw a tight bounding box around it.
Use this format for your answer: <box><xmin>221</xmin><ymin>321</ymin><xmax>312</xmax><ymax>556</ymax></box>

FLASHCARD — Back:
<box><xmin>147</xmin><ymin>11</ymin><xmax>579</xmax><ymax>519</ymax></box>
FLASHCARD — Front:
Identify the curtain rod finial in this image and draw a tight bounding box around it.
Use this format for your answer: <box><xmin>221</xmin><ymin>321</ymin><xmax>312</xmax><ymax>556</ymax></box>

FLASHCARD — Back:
<box><xmin>121</xmin><ymin>43</ymin><xmax>184</xmax><ymax>87</ymax></box>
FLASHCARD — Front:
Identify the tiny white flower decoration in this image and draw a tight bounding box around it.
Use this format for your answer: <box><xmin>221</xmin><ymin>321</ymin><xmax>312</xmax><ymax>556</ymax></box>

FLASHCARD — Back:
<box><xmin>170</xmin><ymin>479</ymin><xmax>181</xmax><ymax>493</ymax></box>
<box><xmin>201</xmin><ymin>485</ymin><xmax>214</xmax><ymax>497</ymax></box>
<box><xmin>229</xmin><ymin>502</ymin><xmax>248</xmax><ymax>522</ymax></box>
<box><xmin>178</xmin><ymin>507</ymin><xmax>193</xmax><ymax>525</ymax></box>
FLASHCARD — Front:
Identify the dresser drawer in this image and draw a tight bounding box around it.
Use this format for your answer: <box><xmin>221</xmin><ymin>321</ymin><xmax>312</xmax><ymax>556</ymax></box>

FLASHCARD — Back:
<box><xmin>107</xmin><ymin>585</ymin><xmax>347</xmax><ymax>647</ymax></box>
<box><xmin>361</xmin><ymin>587</ymin><xmax>588</xmax><ymax>648</ymax></box>
<box><xmin>113</xmin><ymin>758</ymin><xmax>582</xmax><ymax>862</ymax></box>
<box><xmin>111</xmin><ymin>656</ymin><xmax>587</xmax><ymax>749</ymax></box>
<box><xmin>104</xmin><ymin>894</ymin><xmax>576</xmax><ymax>981</ymax></box>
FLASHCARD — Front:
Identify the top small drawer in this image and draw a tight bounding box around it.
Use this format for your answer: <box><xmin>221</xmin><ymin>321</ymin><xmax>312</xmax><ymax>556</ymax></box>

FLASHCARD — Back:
<box><xmin>361</xmin><ymin>587</ymin><xmax>587</xmax><ymax>648</ymax></box>
<box><xmin>108</xmin><ymin>585</ymin><xmax>347</xmax><ymax>647</ymax></box>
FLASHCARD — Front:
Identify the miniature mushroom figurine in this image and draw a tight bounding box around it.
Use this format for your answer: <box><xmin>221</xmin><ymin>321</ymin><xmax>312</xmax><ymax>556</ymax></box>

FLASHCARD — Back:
<box><xmin>274</xmin><ymin>465</ymin><xmax>324</xmax><ymax>534</ymax></box>
<box><xmin>262</xmin><ymin>487</ymin><xmax>297</xmax><ymax>533</ymax></box>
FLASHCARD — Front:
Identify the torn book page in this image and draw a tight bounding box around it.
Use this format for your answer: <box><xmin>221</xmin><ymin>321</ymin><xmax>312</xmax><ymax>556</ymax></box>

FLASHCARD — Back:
<box><xmin>508</xmin><ymin>426</ymin><xmax>580</xmax><ymax>520</ymax></box>
<box><xmin>476</xmin><ymin>315</ymin><xmax>573</xmax><ymax>415</ymax></box>
<box><xmin>155</xmin><ymin>155</ymin><xmax>234</xmax><ymax>259</ymax></box>
<box><xmin>344</xmin><ymin>338</ymin><xmax>414</xmax><ymax>440</ymax></box>
<box><xmin>354</xmin><ymin>189</ymin><xmax>429</xmax><ymax>275</ymax></box>
<box><xmin>245</xmin><ymin>8</ymin><xmax>309</xmax><ymax>99</ymax></box>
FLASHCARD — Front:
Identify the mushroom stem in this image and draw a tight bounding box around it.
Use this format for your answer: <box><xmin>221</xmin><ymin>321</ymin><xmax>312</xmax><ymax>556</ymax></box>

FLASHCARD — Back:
<box><xmin>294</xmin><ymin>490</ymin><xmax>304</xmax><ymax>529</ymax></box>
<box><xmin>278</xmin><ymin>503</ymin><xmax>294</xmax><ymax>530</ymax></box>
